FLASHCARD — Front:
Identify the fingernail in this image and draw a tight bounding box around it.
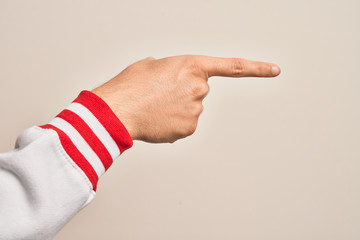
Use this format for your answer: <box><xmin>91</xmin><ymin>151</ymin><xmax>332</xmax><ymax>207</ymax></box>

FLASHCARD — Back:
<box><xmin>271</xmin><ymin>65</ymin><xmax>280</xmax><ymax>76</ymax></box>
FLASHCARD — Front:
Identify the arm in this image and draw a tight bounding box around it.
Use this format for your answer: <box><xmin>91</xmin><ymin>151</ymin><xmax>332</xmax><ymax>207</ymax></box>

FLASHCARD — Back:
<box><xmin>0</xmin><ymin>90</ymin><xmax>132</xmax><ymax>239</ymax></box>
<box><xmin>0</xmin><ymin>55</ymin><xmax>280</xmax><ymax>239</ymax></box>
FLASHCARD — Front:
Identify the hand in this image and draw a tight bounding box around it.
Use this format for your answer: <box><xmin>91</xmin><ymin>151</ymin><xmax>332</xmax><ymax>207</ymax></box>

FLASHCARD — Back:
<box><xmin>91</xmin><ymin>55</ymin><xmax>281</xmax><ymax>143</ymax></box>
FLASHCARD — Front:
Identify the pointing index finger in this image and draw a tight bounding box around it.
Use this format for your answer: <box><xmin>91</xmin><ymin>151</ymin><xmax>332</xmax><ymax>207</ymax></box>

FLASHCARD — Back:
<box><xmin>197</xmin><ymin>55</ymin><xmax>281</xmax><ymax>78</ymax></box>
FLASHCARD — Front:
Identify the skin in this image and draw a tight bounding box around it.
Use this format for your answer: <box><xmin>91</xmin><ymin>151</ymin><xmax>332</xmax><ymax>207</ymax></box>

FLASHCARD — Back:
<box><xmin>91</xmin><ymin>54</ymin><xmax>281</xmax><ymax>143</ymax></box>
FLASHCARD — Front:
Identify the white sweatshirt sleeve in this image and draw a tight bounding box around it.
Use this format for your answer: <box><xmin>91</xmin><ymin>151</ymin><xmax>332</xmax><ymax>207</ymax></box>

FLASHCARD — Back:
<box><xmin>0</xmin><ymin>90</ymin><xmax>133</xmax><ymax>240</ymax></box>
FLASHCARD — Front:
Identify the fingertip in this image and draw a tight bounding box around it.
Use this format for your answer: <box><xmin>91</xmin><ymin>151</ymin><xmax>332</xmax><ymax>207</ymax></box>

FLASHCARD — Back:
<box><xmin>271</xmin><ymin>65</ymin><xmax>281</xmax><ymax>76</ymax></box>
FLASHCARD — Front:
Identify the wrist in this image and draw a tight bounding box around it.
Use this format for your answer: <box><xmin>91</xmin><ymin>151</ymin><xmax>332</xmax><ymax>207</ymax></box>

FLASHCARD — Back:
<box><xmin>40</xmin><ymin>90</ymin><xmax>133</xmax><ymax>191</ymax></box>
<box><xmin>90</xmin><ymin>88</ymin><xmax>139</xmax><ymax>141</ymax></box>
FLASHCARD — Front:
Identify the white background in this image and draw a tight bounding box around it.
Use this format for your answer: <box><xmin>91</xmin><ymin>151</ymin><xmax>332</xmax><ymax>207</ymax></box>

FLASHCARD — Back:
<box><xmin>1</xmin><ymin>0</ymin><xmax>359</xmax><ymax>239</ymax></box>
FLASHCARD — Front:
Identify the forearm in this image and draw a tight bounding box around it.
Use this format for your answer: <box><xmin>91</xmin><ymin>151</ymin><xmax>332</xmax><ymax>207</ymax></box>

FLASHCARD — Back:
<box><xmin>0</xmin><ymin>91</ymin><xmax>132</xmax><ymax>239</ymax></box>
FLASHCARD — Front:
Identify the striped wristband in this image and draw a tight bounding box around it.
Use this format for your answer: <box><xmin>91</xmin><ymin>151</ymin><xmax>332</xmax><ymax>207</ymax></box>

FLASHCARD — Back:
<box><xmin>40</xmin><ymin>90</ymin><xmax>133</xmax><ymax>191</ymax></box>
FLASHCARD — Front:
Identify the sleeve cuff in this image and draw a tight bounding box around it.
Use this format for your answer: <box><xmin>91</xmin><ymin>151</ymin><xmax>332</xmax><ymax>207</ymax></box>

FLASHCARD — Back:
<box><xmin>39</xmin><ymin>90</ymin><xmax>133</xmax><ymax>191</ymax></box>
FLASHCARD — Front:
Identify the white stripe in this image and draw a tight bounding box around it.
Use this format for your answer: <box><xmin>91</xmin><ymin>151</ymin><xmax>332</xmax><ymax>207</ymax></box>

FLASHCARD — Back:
<box><xmin>66</xmin><ymin>102</ymin><xmax>120</xmax><ymax>159</ymax></box>
<box><xmin>49</xmin><ymin>117</ymin><xmax>105</xmax><ymax>177</ymax></box>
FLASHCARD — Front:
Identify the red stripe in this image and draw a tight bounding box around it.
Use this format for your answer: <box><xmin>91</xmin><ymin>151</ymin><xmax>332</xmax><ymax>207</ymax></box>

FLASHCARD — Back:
<box><xmin>56</xmin><ymin>109</ymin><xmax>113</xmax><ymax>170</ymax></box>
<box><xmin>39</xmin><ymin>124</ymin><xmax>98</xmax><ymax>191</ymax></box>
<box><xmin>73</xmin><ymin>90</ymin><xmax>133</xmax><ymax>154</ymax></box>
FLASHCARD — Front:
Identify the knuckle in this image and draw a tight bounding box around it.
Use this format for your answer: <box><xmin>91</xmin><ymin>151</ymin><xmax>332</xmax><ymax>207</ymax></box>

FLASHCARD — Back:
<box><xmin>179</xmin><ymin>54</ymin><xmax>194</xmax><ymax>65</ymax></box>
<box><xmin>128</xmin><ymin>56</ymin><xmax>155</xmax><ymax>70</ymax></box>
<box><xmin>200</xmin><ymin>104</ymin><xmax>204</xmax><ymax>114</ymax></box>
<box><xmin>191</xmin><ymin>82</ymin><xmax>209</xmax><ymax>98</ymax></box>
<box><xmin>182</xmin><ymin>54</ymin><xmax>196</xmax><ymax>61</ymax></box>
<box><xmin>178</xmin><ymin>119</ymin><xmax>198</xmax><ymax>137</ymax></box>
<box><xmin>182</xmin><ymin>55</ymin><xmax>204</xmax><ymax>75</ymax></box>
<box><xmin>193</xmin><ymin>103</ymin><xmax>204</xmax><ymax>115</ymax></box>
<box><xmin>185</xmin><ymin>121</ymin><xmax>197</xmax><ymax>136</ymax></box>
<box><xmin>145</xmin><ymin>56</ymin><xmax>156</xmax><ymax>61</ymax></box>
<box><xmin>203</xmin><ymin>84</ymin><xmax>210</xmax><ymax>96</ymax></box>
<box><xmin>231</xmin><ymin>58</ymin><xmax>245</xmax><ymax>76</ymax></box>
<box><xmin>267</xmin><ymin>64</ymin><xmax>273</xmax><ymax>76</ymax></box>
